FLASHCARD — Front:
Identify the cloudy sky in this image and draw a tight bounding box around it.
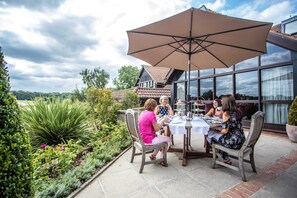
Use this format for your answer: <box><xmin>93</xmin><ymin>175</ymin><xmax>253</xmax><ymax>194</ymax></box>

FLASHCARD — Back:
<box><xmin>1</xmin><ymin>0</ymin><xmax>296</xmax><ymax>93</ymax></box>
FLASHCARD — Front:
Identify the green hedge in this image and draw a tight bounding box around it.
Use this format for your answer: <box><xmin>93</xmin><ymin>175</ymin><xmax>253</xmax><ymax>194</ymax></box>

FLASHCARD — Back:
<box><xmin>288</xmin><ymin>96</ymin><xmax>297</xmax><ymax>126</ymax></box>
<box><xmin>0</xmin><ymin>47</ymin><xmax>33</xmax><ymax>197</ymax></box>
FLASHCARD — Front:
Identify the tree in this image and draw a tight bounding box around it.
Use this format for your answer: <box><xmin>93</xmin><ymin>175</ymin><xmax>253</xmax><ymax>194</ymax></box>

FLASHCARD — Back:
<box><xmin>0</xmin><ymin>47</ymin><xmax>33</xmax><ymax>197</ymax></box>
<box><xmin>80</xmin><ymin>67</ymin><xmax>110</xmax><ymax>88</ymax></box>
<box><xmin>113</xmin><ymin>65</ymin><xmax>139</xmax><ymax>90</ymax></box>
<box><xmin>121</xmin><ymin>91</ymin><xmax>140</xmax><ymax>109</ymax></box>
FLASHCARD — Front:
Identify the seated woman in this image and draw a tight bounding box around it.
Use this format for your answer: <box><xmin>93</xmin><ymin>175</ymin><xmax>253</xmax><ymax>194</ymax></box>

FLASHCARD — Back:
<box><xmin>138</xmin><ymin>99</ymin><xmax>171</xmax><ymax>162</ymax></box>
<box><xmin>210</xmin><ymin>95</ymin><xmax>246</xmax><ymax>164</ymax></box>
<box><xmin>206</xmin><ymin>98</ymin><xmax>222</xmax><ymax>118</ymax></box>
<box><xmin>154</xmin><ymin>95</ymin><xmax>173</xmax><ymax>136</ymax></box>
<box><xmin>155</xmin><ymin>95</ymin><xmax>174</xmax><ymax>118</ymax></box>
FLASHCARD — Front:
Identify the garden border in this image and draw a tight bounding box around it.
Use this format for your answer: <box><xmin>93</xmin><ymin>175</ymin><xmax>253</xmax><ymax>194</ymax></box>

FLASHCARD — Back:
<box><xmin>67</xmin><ymin>145</ymin><xmax>131</xmax><ymax>198</ymax></box>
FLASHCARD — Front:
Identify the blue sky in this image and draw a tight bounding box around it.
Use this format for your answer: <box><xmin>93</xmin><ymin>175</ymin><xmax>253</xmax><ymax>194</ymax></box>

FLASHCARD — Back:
<box><xmin>0</xmin><ymin>0</ymin><xmax>296</xmax><ymax>93</ymax></box>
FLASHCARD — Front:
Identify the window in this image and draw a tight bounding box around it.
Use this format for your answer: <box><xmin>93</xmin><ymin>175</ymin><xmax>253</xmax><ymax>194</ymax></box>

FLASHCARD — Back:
<box><xmin>238</xmin><ymin>103</ymin><xmax>258</xmax><ymax>121</ymax></box>
<box><xmin>261</xmin><ymin>43</ymin><xmax>291</xmax><ymax>66</ymax></box>
<box><xmin>261</xmin><ymin>65</ymin><xmax>293</xmax><ymax>125</ymax></box>
<box><xmin>178</xmin><ymin>72</ymin><xmax>186</xmax><ymax>81</ymax></box>
<box><xmin>176</xmin><ymin>82</ymin><xmax>185</xmax><ymax>100</ymax></box>
<box><xmin>261</xmin><ymin>65</ymin><xmax>293</xmax><ymax>100</ymax></box>
<box><xmin>263</xmin><ymin>104</ymin><xmax>290</xmax><ymax>124</ymax></box>
<box><xmin>235</xmin><ymin>57</ymin><xmax>258</xmax><ymax>70</ymax></box>
<box><xmin>200</xmin><ymin>78</ymin><xmax>213</xmax><ymax>100</ymax></box>
<box><xmin>200</xmin><ymin>69</ymin><xmax>213</xmax><ymax>76</ymax></box>
<box><xmin>216</xmin><ymin>75</ymin><xmax>232</xmax><ymax>98</ymax></box>
<box><xmin>190</xmin><ymin>80</ymin><xmax>198</xmax><ymax>97</ymax></box>
<box><xmin>215</xmin><ymin>66</ymin><xmax>233</xmax><ymax>74</ymax></box>
<box><xmin>190</xmin><ymin>70</ymin><xmax>198</xmax><ymax>79</ymax></box>
<box><xmin>235</xmin><ymin>71</ymin><xmax>258</xmax><ymax>100</ymax></box>
<box><xmin>284</xmin><ymin>20</ymin><xmax>297</xmax><ymax>35</ymax></box>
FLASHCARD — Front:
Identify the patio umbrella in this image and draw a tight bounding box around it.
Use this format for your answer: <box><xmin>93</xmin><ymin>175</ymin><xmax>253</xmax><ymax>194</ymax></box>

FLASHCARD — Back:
<box><xmin>127</xmin><ymin>7</ymin><xmax>272</xmax><ymax>112</ymax></box>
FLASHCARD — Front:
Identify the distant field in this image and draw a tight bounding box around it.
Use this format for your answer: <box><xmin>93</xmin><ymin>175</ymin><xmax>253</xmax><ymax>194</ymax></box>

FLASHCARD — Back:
<box><xmin>17</xmin><ymin>100</ymin><xmax>34</xmax><ymax>107</ymax></box>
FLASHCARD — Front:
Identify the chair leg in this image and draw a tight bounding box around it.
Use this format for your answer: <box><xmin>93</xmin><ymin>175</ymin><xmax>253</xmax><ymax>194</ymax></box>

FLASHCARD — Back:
<box><xmin>171</xmin><ymin>134</ymin><xmax>174</xmax><ymax>145</ymax></box>
<box><xmin>250</xmin><ymin>151</ymin><xmax>257</xmax><ymax>173</ymax></box>
<box><xmin>163</xmin><ymin>146</ymin><xmax>168</xmax><ymax>167</ymax></box>
<box><xmin>212</xmin><ymin>145</ymin><xmax>217</xmax><ymax>169</ymax></box>
<box><xmin>139</xmin><ymin>150</ymin><xmax>146</xmax><ymax>173</ymax></box>
<box><xmin>130</xmin><ymin>146</ymin><xmax>136</xmax><ymax>163</ymax></box>
<box><xmin>239</xmin><ymin>156</ymin><xmax>246</xmax><ymax>181</ymax></box>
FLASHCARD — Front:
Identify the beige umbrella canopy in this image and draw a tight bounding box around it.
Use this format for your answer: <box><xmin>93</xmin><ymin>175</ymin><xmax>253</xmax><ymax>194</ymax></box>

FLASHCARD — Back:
<box><xmin>127</xmin><ymin>7</ymin><xmax>272</xmax><ymax>110</ymax></box>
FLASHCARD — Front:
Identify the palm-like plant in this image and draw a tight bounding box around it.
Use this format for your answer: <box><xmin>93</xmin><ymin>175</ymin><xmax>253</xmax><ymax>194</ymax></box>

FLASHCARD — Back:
<box><xmin>22</xmin><ymin>98</ymin><xmax>90</xmax><ymax>146</ymax></box>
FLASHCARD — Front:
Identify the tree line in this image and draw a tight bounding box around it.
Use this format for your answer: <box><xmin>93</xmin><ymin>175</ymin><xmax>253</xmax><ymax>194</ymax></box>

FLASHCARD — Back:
<box><xmin>12</xmin><ymin>65</ymin><xmax>140</xmax><ymax>101</ymax></box>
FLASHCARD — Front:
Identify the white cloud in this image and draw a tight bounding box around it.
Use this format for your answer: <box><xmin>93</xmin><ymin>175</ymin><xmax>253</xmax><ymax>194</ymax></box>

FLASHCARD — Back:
<box><xmin>203</xmin><ymin>0</ymin><xmax>226</xmax><ymax>11</ymax></box>
<box><xmin>1</xmin><ymin>0</ymin><xmax>189</xmax><ymax>92</ymax></box>
<box><xmin>1</xmin><ymin>0</ymin><xmax>296</xmax><ymax>92</ymax></box>
<box><xmin>221</xmin><ymin>0</ymin><xmax>294</xmax><ymax>25</ymax></box>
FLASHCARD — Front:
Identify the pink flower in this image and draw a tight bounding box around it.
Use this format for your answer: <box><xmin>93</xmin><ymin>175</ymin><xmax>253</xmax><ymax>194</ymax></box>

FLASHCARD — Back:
<box><xmin>60</xmin><ymin>146</ymin><xmax>65</xmax><ymax>151</ymax></box>
<box><xmin>53</xmin><ymin>145</ymin><xmax>56</xmax><ymax>149</ymax></box>
<box><xmin>40</xmin><ymin>144</ymin><xmax>46</xmax><ymax>149</ymax></box>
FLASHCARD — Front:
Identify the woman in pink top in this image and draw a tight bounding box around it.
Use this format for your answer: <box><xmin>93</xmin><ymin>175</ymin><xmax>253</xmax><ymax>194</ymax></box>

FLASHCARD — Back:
<box><xmin>138</xmin><ymin>99</ymin><xmax>171</xmax><ymax>161</ymax></box>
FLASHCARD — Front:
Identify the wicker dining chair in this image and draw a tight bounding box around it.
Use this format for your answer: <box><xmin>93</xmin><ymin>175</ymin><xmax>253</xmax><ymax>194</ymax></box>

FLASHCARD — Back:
<box><xmin>212</xmin><ymin>111</ymin><xmax>265</xmax><ymax>181</ymax></box>
<box><xmin>125</xmin><ymin>109</ymin><xmax>168</xmax><ymax>173</ymax></box>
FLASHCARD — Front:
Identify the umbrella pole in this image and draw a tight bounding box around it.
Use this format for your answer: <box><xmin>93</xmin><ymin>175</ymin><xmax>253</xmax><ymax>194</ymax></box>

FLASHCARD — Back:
<box><xmin>186</xmin><ymin>59</ymin><xmax>191</xmax><ymax>115</ymax></box>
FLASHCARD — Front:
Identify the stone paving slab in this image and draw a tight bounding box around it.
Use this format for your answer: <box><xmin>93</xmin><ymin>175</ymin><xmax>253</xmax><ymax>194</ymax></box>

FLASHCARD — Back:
<box><xmin>72</xmin><ymin>130</ymin><xmax>297</xmax><ymax>198</ymax></box>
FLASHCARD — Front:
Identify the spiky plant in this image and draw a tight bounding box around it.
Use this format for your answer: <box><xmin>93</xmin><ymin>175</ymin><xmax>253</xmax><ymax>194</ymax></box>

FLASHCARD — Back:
<box><xmin>21</xmin><ymin>98</ymin><xmax>90</xmax><ymax>146</ymax></box>
<box><xmin>0</xmin><ymin>47</ymin><xmax>33</xmax><ymax>197</ymax></box>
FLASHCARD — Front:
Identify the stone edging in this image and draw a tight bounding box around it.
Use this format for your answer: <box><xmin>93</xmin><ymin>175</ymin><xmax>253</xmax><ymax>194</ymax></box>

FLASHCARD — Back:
<box><xmin>67</xmin><ymin>146</ymin><xmax>131</xmax><ymax>198</ymax></box>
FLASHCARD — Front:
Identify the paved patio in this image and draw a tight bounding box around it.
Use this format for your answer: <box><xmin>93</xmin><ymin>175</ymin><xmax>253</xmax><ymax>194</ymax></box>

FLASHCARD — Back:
<box><xmin>70</xmin><ymin>130</ymin><xmax>297</xmax><ymax>198</ymax></box>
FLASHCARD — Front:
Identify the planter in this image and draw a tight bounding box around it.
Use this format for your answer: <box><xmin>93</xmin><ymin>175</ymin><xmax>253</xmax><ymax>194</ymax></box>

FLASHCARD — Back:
<box><xmin>286</xmin><ymin>124</ymin><xmax>297</xmax><ymax>143</ymax></box>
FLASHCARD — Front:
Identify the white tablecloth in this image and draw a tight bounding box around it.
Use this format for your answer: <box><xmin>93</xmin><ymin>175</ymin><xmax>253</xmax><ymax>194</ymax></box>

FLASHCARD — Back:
<box><xmin>168</xmin><ymin>116</ymin><xmax>210</xmax><ymax>135</ymax></box>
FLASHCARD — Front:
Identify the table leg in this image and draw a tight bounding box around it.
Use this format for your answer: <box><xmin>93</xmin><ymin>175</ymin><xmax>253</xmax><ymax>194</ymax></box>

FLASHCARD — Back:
<box><xmin>205</xmin><ymin>135</ymin><xmax>211</xmax><ymax>154</ymax></box>
<box><xmin>182</xmin><ymin>134</ymin><xmax>187</xmax><ymax>166</ymax></box>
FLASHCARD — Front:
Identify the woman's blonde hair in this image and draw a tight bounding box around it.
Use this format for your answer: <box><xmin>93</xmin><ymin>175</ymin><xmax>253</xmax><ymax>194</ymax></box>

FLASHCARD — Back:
<box><xmin>159</xmin><ymin>95</ymin><xmax>168</xmax><ymax>103</ymax></box>
<box><xmin>144</xmin><ymin>98</ymin><xmax>157</xmax><ymax>111</ymax></box>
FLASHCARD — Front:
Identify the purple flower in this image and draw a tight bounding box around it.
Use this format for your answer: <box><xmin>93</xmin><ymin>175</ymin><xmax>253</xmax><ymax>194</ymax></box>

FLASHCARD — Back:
<box><xmin>60</xmin><ymin>146</ymin><xmax>65</xmax><ymax>151</ymax></box>
<box><xmin>53</xmin><ymin>145</ymin><xmax>56</xmax><ymax>149</ymax></box>
<box><xmin>40</xmin><ymin>144</ymin><xmax>46</xmax><ymax>149</ymax></box>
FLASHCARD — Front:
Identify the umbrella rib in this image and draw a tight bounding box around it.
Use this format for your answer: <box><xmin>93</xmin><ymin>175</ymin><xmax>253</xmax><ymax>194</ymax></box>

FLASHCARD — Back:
<box><xmin>193</xmin><ymin>23</ymin><xmax>271</xmax><ymax>40</ymax></box>
<box><xmin>194</xmin><ymin>38</ymin><xmax>265</xmax><ymax>53</ymax></box>
<box><xmin>128</xmin><ymin>38</ymin><xmax>189</xmax><ymax>55</ymax></box>
<box><xmin>128</xmin><ymin>30</ymin><xmax>188</xmax><ymax>39</ymax></box>
<box><xmin>191</xmin><ymin>36</ymin><xmax>210</xmax><ymax>54</ymax></box>
<box><xmin>198</xmin><ymin>44</ymin><xmax>229</xmax><ymax>68</ymax></box>
<box><xmin>154</xmin><ymin>49</ymin><xmax>177</xmax><ymax>66</ymax></box>
<box><xmin>172</xmin><ymin>37</ymin><xmax>189</xmax><ymax>54</ymax></box>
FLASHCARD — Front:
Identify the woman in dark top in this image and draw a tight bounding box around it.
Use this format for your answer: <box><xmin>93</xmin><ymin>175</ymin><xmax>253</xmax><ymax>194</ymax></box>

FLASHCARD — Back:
<box><xmin>212</xmin><ymin>95</ymin><xmax>246</xmax><ymax>164</ymax></box>
<box><xmin>206</xmin><ymin>98</ymin><xmax>222</xmax><ymax>118</ymax></box>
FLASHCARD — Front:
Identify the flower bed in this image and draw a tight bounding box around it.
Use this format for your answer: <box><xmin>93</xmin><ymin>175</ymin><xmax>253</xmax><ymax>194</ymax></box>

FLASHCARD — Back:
<box><xmin>33</xmin><ymin>123</ymin><xmax>131</xmax><ymax>198</ymax></box>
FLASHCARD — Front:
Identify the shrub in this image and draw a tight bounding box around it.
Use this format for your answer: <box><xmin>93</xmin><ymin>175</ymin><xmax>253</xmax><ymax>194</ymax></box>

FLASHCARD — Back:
<box><xmin>288</xmin><ymin>96</ymin><xmax>297</xmax><ymax>126</ymax></box>
<box><xmin>21</xmin><ymin>98</ymin><xmax>90</xmax><ymax>146</ymax></box>
<box><xmin>0</xmin><ymin>47</ymin><xmax>33</xmax><ymax>197</ymax></box>
<box><xmin>33</xmin><ymin>140</ymin><xmax>83</xmax><ymax>183</ymax></box>
<box><xmin>86</xmin><ymin>88</ymin><xmax>121</xmax><ymax>128</ymax></box>
<box><xmin>121</xmin><ymin>91</ymin><xmax>140</xmax><ymax>109</ymax></box>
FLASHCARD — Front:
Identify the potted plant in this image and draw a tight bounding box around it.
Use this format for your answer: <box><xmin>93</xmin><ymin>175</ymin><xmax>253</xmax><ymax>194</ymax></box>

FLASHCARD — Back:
<box><xmin>286</xmin><ymin>96</ymin><xmax>297</xmax><ymax>142</ymax></box>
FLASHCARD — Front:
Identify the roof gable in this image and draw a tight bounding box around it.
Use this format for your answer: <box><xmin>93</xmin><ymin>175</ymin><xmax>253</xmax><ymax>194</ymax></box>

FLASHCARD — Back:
<box><xmin>135</xmin><ymin>65</ymin><xmax>171</xmax><ymax>86</ymax></box>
